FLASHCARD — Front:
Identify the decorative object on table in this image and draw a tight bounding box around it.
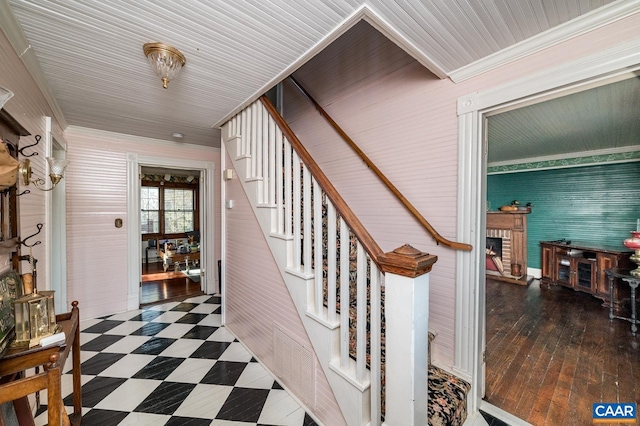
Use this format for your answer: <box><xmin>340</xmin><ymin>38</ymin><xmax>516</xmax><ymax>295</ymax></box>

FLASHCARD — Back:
<box><xmin>12</xmin><ymin>244</ymin><xmax>59</xmax><ymax>348</ymax></box>
<box><xmin>0</xmin><ymin>270</ymin><xmax>22</xmax><ymax>356</ymax></box>
<box><xmin>623</xmin><ymin>227</ymin><xmax>640</xmax><ymax>278</ymax></box>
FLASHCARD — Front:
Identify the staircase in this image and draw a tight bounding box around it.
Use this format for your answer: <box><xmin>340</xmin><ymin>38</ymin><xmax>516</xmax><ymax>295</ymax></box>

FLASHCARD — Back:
<box><xmin>222</xmin><ymin>96</ymin><xmax>469</xmax><ymax>425</ymax></box>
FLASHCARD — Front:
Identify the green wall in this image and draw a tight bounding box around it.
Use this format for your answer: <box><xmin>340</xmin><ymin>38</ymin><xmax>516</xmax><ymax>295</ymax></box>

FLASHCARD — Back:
<box><xmin>487</xmin><ymin>162</ymin><xmax>640</xmax><ymax>269</ymax></box>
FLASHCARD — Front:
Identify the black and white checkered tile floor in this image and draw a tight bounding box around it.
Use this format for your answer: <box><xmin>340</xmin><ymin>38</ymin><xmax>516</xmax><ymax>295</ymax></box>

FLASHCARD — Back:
<box><xmin>34</xmin><ymin>295</ymin><xmax>319</xmax><ymax>426</ymax></box>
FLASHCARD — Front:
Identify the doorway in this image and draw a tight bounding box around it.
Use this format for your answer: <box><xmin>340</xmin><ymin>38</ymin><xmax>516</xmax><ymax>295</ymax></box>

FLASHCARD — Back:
<box><xmin>454</xmin><ymin>43</ymin><xmax>640</xmax><ymax>423</ymax></box>
<box><xmin>139</xmin><ymin>166</ymin><xmax>203</xmax><ymax>305</ymax></box>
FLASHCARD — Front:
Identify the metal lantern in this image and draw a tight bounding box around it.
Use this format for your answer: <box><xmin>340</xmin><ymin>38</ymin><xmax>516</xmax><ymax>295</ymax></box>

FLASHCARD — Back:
<box><xmin>13</xmin><ymin>290</ymin><xmax>56</xmax><ymax>347</ymax></box>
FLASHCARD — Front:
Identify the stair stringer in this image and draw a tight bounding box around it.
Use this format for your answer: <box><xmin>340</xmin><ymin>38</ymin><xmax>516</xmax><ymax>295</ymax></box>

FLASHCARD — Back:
<box><xmin>225</xmin><ymin>135</ymin><xmax>372</xmax><ymax>426</ymax></box>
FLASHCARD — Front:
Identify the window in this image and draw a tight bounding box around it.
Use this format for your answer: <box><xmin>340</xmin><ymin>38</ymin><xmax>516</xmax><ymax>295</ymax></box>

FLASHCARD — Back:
<box><xmin>164</xmin><ymin>188</ymin><xmax>194</xmax><ymax>233</ymax></box>
<box><xmin>141</xmin><ymin>183</ymin><xmax>197</xmax><ymax>236</ymax></box>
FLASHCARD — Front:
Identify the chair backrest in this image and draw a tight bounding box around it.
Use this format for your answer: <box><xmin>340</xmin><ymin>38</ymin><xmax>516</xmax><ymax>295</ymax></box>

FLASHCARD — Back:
<box><xmin>148</xmin><ymin>239</ymin><xmax>157</xmax><ymax>248</ymax></box>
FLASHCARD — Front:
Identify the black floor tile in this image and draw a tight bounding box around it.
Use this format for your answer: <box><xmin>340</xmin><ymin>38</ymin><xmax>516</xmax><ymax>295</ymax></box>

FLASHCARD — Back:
<box><xmin>165</xmin><ymin>416</ymin><xmax>213</xmax><ymax>425</ymax></box>
<box><xmin>128</xmin><ymin>310</ymin><xmax>165</xmax><ymax>322</ymax></box>
<box><xmin>206</xmin><ymin>296</ymin><xmax>221</xmax><ymax>304</ymax></box>
<box><xmin>130</xmin><ymin>321</ymin><xmax>171</xmax><ymax>336</ymax></box>
<box><xmin>182</xmin><ymin>325</ymin><xmax>217</xmax><ymax>340</ymax></box>
<box><xmin>132</xmin><ymin>356</ymin><xmax>185</xmax><ymax>380</ymax></box>
<box><xmin>81</xmin><ymin>353</ymin><xmax>127</xmax><ymax>375</ymax></box>
<box><xmin>272</xmin><ymin>381</ymin><xmax>284</xmax><ymax>390</ymax></box>
<box><xmin>216</xmin><ymin>387</ymin><xmax>270</xmax><ymax>423</ymax></box>
<box><xmin>481</xmin><ymin>410</ymin><xmax>511</xmax><ymax>426</ymax></box>
<box><xmin>81</xmin><ymin>334</ymin><xmax>124</xmax><ymax>352</ymax></box>
<box><xmin>134</xmin><ymin>381</ymin><xmax>197</xmax><ymax>415</ymax></box>
<box><xmin>82</xmin><ymin>320</ymin><xmax>125</xmax><ymax>334</ymax></box>
<box><xmin>78</xmin><ymin>408</ymin><xmax>129</xmax><ymax>426</ymax></box>
<box><xmin>303</xmin><ymin>412</ymin><xmax>319</xmax><ymax>425</ymax></box>
<box><xmin>131</xmin><ymin>337</ymin><xmax>177</xmax><ymax>355</ymax></box>
<box><xmin>64</xmin><ymin>376</ymin><xmax>127</xmax><ymax>407</ymax></box>
<box><xmin>189</xmin><ymin>340</ymin><xmax>232</xmax><ymax>359</ymax></box>
<box><xmin>201</xmin><ymin>360</ymin><xmax>247</xmax><ymax>386</ymax></box>
<box><xmin>213</xmin><ymin>306</ymin><xmax>222</xmax><ymax>314</ymax></box>
<box><xmin>171</xmin><ymin>302</ymin><xmax>199</xmax><ymax>312</ymax></box>
<box><xmin>175</xmin><ymin>312</ymin><xmax>208</xmax><ymax>324</ymax></box>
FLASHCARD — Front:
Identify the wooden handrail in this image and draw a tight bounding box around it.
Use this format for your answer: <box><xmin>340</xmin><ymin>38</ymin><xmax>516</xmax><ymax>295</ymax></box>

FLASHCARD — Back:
<box><xmin>288</xmin><ymin>76</ymin><xmax>473</xmax><ymax>252</ymax></box>
<box><xmin>260</xmin><ymin>96</ymin><xmax>386</xmax><ymax>266</ymax></box>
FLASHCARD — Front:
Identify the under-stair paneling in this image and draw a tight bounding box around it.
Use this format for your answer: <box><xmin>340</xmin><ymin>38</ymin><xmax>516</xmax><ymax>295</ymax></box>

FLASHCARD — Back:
<box><xmin>0</xmin><ymin>29</ymin><xmax>67</xmax><ymax>286</ymax></box>
<box><xmin>224</xmin><ymin>152</ymin><xmax>346</xmax><ymax>426</ymax></box>
<box><xmin>283</xmin><ymin>13</ymin><xmax>640</xmax><ymax>366</ymax></box>
<box><xmin>65</xmin><ymin>128</ymin><xmax>219</xmax><ymax>319</ymax></box>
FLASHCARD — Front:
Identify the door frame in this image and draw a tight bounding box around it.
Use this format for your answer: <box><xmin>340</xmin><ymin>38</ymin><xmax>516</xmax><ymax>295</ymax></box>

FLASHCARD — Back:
<box><xmin>454</xmin><ymin>39</ymin><xmax>640</xmax><ymax>420</ymax></box>
<box><xmin>126</xmin><ymin>153</ymin><xmax>216</xmax><ymax>310</ymax></box>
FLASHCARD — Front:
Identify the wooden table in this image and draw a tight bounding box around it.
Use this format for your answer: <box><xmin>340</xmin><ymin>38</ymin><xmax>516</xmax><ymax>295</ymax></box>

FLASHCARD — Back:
<box><xmin>0</xmin><ymin>301</ymin><xmax>81</xmax><ymax>425</ymax></box>
<box><xmin>160</xmin><ymin>248</ymin><xmax>200</xmax><ymax>272</ymax></box>
<box><xmin>605</xmin><ymin>269</ymin><xmax>640</xmax><ymax>335</ymax></box>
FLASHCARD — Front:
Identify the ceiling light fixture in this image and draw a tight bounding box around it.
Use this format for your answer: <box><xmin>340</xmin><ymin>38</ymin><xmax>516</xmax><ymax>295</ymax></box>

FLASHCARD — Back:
<box><xmin>143</xmin><ymin>42</ymin><xmax>186</xmax><ymax>89</ymax></box>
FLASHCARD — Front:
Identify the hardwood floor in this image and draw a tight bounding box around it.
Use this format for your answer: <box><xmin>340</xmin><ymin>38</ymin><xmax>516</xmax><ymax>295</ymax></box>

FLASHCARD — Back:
<box><xmin>485</xmin><ymin>277</ymin><xmax>640</xmax><ymax>425</ymax></box>
<box><xmin>140</xmin><ymin>262</ymin><xmax>203</xmax><ymax>306</ymax></box>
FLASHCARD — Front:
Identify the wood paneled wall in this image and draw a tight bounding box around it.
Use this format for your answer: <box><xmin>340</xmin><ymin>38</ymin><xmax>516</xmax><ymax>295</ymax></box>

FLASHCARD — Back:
<box><xmin>64</xmin><ymin>128</ymin><xmax>220</xmax><ymax>319</ymax></box>
<box><xmin>223</xmin><ymin>152</ymin><xmax>346</xmax><ymax>426</ymax></box>
<box><xmin>488</xmin><ymin>162</ymin><xmax>640</xmax><ymax>269</ymax></box>
<box><xmin>281</xmin><ymin>15</ymin><xmax>640</xmax><ymax>366</ymax></box>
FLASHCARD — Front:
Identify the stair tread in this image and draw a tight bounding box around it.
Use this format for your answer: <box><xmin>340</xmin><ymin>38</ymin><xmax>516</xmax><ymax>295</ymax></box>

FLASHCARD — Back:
<box><xmin>428</xmin><ymin>365</ymin><xmax>470</xmax><ymax>426</ymax></box>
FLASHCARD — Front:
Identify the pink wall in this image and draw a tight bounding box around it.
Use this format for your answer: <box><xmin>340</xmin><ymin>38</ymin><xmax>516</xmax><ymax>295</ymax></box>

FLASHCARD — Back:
<box><xmin>224</xmin><ymin>151</ymin><xmax>346</xmax><ymax>425</ymax></box>
<box><xmin>0</xmin><ymin>29</ymin><xmax>66</xmax><ymax>284</ymax></box>
<box><xmin>282</xmin><ymin>15</ymin><xmax>640</xmax><ymax>365</ymax></box>
<box><xmin>65</xmin><ymin>129</ymin><xmax>220</xmax><ymax>319</ymax></box>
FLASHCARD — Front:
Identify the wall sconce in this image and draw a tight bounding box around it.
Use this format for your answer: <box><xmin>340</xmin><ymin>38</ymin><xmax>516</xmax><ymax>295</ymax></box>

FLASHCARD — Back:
<box><xmin>143</xmin><ymin>42</ymin><xmax>186</xmax><ymax>89</ymax></box>
<box><xmin>19</xmin><ymin>157</ymin><xmax>69</xmax><ymax>191</ymax></box>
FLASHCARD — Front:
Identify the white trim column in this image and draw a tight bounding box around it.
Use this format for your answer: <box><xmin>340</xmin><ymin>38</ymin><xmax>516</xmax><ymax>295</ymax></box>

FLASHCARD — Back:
<box><xmin>378</xmin><ymin>245</ymin><xmax>437</xmax><ymax>426</ymax></box>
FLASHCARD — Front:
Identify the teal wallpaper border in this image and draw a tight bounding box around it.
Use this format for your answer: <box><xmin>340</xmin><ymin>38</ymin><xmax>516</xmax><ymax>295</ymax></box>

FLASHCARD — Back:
<box><xmin>488</xmin><ymin>151</ymin><xmax>640</xmax><ymax>174</ymax></box>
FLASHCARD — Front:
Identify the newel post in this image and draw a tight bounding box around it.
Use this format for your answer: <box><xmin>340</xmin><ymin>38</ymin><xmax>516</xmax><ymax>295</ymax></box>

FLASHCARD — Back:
<box><xmin>378</xmin><ymin>244</ymin><xmax>437</xmax><ymax>426</ymax></box>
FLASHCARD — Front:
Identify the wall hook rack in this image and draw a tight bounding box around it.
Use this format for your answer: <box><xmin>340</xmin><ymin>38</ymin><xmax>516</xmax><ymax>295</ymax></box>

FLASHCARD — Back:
<box><xmin>18</xmin><ymin>134</ymin><xmax>40</xmax><ymax>158</ymax></box>
<box><xmin>20</xmin><ymin>223</ymin><xmax>43</xmax><ymax>248</ymax></box>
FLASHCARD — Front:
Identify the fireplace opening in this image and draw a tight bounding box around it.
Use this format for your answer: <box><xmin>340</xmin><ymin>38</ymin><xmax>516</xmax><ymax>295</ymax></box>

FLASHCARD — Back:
<box><xmin>486</xmin><ymin>237</ymin><xmax>503</xmax><ymax>273</ymax></box>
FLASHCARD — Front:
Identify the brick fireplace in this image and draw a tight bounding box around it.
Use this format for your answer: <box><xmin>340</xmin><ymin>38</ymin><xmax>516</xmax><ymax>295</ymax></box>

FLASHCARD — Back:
<box><xmin>486</xmin><ymin>212</ymin><xmax>529</xmax><ymax>285</ymax></box>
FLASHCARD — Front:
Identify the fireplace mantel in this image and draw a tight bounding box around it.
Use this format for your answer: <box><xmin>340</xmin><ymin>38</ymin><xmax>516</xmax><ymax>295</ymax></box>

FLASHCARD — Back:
<box><xmin>486</xmin><ymin>211</ymin><xmax>530</xmax><ymax>285</ymax></box>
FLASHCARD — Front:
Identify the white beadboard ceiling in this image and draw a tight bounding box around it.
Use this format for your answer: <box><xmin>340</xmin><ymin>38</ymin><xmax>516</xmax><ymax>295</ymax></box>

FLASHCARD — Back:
<box><xmin>1</xmin><ymin>0</ymin><xmax>638</xmax><ymax>158</ymax></box>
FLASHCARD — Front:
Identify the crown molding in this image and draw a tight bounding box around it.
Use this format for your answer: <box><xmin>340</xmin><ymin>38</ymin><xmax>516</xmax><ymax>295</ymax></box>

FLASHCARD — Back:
<box><xmin>0</xmin><ymin>0</ymin><xmax>68</xmax><ymax>129</ymax></box>
<box><xmin>449</xmin><ymin>0</ymin><xmax>640</xmax><ymax>83</ymax></box>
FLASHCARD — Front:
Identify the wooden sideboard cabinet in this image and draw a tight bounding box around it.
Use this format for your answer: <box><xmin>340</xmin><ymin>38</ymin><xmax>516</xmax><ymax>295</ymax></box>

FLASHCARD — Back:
<box><xmin>540</xmin><ymin>241</ymin><xmax>633</xmax><ymax>309</ymax></box>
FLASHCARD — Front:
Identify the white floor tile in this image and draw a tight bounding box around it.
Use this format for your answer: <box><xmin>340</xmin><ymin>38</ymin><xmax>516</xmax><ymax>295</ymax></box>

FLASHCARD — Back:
<box><xmin>118</xmin><ymin>411</ymin><xmax>171</xmax><ymax>426</ymax></box>
<box><xmin>94</xmin><ymin>378</ymin><xmax>162</xmax><ymax>412</ymax></box>
<box><xmin>184</xmin><ymin>295</ymin><xmax>212</xmax><ymax>304</ymax></box>
<box><xmin>188</xmin><ymin>303</ymin><xmax>219</xmax><ymax>314</ymax></box>
<box><xmin>173</xmin><ymin>383</ymin><xmax>233</xmax><ymax>419</ymax></box>
<box><xmin>147</xmin><ymin>301</ymin><xmax>181</xmax><ymax>312</ymax></box>
<box><xmin>105</xmin><ymin>309</ymin><xmax>144</xmax><ymax>321</ymax></box>
<box><xmin>79</xmin><ymin>332</ymin><xmax>101</xmax><ymax>345</ymax></box>
<box><xmin>150</xmin><ymin>311</ymin><xmax>189</xmax><ymax>324</ymax></box>
<box><xmin>154</xmin><ymin>323</ymin><xmax>196</xmax><ymax>339</ymax></box>
<box><xmin>198</xmin><ymin>314</ymin><xmax>222</xmax><ymax>327</ymax></box>
<box><xmin>104</xmin><ymin>321</ymin><xmax>149</xmax><ymax>336</ymax></box>
<box><xmin>98</xmin><ymin>354</ymin><xmax>156</xmax><ymax>378</ymax></box>
<box><xmin>165</xmin><ymin>358</ymin><xmax>217</xmax><ymax>383</ymax></box>
<box><xmin>159</xmin><ymin>338</ymin><xmax>204</xmax><ymax>358</ymax></box>
<box><xmin>101</xmin><ymin>335</ymin><xmax>151</xmax><ymax>354</ymax></box>
<box><xmin>258</xmin><ymin>389</ymin><xmax>305</xmax><ymax>426</ymax></box>
<box><xmin>218</xmin><ymin>342</ymin><xmax>252</xmax><ymax>362</ymax></box>
<box><xmin>207</xmin><ymin>327</ymin><xmax>236</xmax><ymax>342</ymax></box>
<box><xmin>235</xmin><ymin>363</ymin><xmax>274</xmax><ymax>389</ymax></box>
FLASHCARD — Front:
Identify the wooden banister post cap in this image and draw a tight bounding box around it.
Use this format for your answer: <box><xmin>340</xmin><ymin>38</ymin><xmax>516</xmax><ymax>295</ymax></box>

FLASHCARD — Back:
<box><xmin>378</xmin><ymin>244</ymin><xmax>438</xmax><ymax>277</ymax></box>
